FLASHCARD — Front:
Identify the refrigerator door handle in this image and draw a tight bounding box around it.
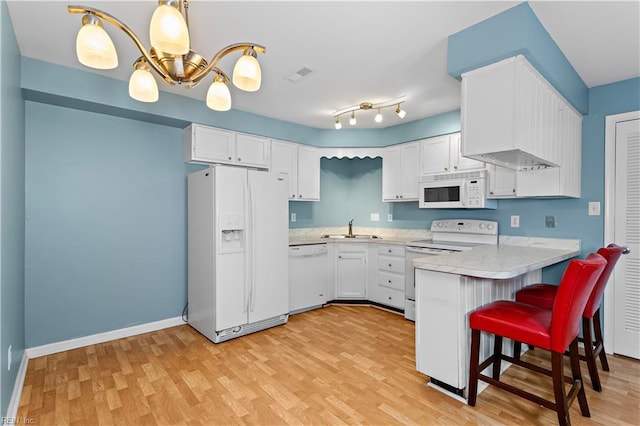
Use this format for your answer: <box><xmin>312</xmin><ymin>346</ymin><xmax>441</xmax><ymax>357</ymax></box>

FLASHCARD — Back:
<box><xmin>243</xmin><ymin>177</ymin><xmax>250</xmax><ymax>314</ymax></box>
<box><xmin>249</xmin><ymin>178</ymin><xmax>257</xmax><ymax>312</ymax></box>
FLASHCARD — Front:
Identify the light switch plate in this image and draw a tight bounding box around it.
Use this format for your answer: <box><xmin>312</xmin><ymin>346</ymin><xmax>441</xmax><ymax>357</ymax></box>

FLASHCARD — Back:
<box><xmin>588</xmin><ymin>202</ymin><xmax>601</xmax><ymax>216</ymax></box>
<box><xmin>388</xmin><ymin>214</ymin><xmax>393</xmax><ymax>222</ymax></box>
<box><xmin>290</xmin><ymin>213</ymin><xmax>296</xmax><ymax>222</ymax></box>
<box><xmin>371</xmin><ymin>213</ymin><xmax>380</xmax><ymax>222</ymax></box>
<box><xmin>510</xmin><ymin>215</ymin><xmax>520</xmax><ymax>228</ymax></box>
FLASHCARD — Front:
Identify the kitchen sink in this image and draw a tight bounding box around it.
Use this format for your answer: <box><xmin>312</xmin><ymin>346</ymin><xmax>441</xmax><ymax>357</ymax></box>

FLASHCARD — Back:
<box><xmin>321</xmin><ymin>234</ymin><xmax>381</xmax><ymax>239</ymax></box>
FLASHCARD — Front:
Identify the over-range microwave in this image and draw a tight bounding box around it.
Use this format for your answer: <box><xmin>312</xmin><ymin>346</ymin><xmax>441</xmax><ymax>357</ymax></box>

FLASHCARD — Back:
<box><xmin>419</xmin><ymin>169</ymin><xmax>497</xmax><ymax>209</ymax></box>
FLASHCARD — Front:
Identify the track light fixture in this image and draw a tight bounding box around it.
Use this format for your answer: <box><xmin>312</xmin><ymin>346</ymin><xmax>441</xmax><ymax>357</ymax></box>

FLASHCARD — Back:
<box><xmin>333</xmin><ymin>98</ymin><xmax>406</xmax><ymax>129</ymax></box>
<box><xmin>68</xmin><ymin>1</ymin><xmax>265</xmax><ymax>111</ymax></box>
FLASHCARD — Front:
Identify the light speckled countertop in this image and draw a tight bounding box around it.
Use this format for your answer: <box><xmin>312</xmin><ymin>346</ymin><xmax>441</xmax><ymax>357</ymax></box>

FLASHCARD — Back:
<box><xmin>413</xmin><ymin>237</ymin><xmax>580</xmax><ymax>279</ymax></box>
<box><xmin>289</xmin><ymin>227</ymin><xmax>432</xmax><ymax>246</ymax></box>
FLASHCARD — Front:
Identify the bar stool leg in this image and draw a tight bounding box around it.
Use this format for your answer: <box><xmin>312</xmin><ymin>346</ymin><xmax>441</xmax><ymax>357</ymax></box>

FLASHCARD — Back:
<box><xmin>582</xmin><ymin>317</ymin><xmax>602</xmax><ymax>392</ymax></box>
<box><xmin>593</xmin><ymin>308</ymin><xmax>610</xmax><ymax>371</ymax></box>
<box><xmin>551</xmin><ymin>351</ymin><xmax>570</xmax><ymax>426</ymax></box>
<box><xmin>569</xmin><ymin>338</ymin><xmax>591</xmax><ymax>417</ymax></box>
<box><xmin>513</xmin><ymin>341</ymin><xmax>522</xmax><ymax>361</ymax></box>
<box><xmin>468</xmin><ymin>329</ymin><xmax>481</xmax><ymax>407</ymax></box>
<box><xmin>493</xmin><ymin>336</ymin><xmax>503</xmax><ymax>379</ymax></box>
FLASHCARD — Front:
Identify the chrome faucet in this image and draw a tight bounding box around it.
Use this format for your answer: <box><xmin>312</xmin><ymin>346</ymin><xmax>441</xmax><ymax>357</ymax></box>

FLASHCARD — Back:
<box><xmin>348</xmin><ymin>219</ymin><xmax>354</xmax><ymax>238</ymax></box>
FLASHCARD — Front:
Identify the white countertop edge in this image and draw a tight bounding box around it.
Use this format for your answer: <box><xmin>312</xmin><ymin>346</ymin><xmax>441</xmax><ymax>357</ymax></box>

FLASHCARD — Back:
<box><xmin>413</xmin><ymin>245</ymin><xmax>580</xmax><ymax>279</ymax></box>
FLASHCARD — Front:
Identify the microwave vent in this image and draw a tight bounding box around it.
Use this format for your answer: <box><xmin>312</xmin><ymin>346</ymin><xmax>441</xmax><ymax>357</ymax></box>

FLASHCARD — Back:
<box><xmin>422</xmin><ymin>169</ymin><xmax>489</xmax><ymax>182</ymax></box>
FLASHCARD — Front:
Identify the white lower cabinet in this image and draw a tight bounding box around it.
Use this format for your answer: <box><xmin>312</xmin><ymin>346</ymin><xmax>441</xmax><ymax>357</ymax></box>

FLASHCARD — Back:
<box><xmin>374</xmin><ymin>245</ymin><xmax>405</xmax><ymax>309</ymax></box>
<box><xmin>335</xmin><ymin>244</ymin><xmax>368</xmax><ymax>299</ymax></box>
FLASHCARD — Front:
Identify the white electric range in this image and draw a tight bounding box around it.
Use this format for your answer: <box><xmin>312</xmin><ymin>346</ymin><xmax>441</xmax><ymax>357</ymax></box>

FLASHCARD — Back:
<box><xmin>404</xmin><ymin>219</ymin><xmax>498</xmax><ymax>320</ymax></box>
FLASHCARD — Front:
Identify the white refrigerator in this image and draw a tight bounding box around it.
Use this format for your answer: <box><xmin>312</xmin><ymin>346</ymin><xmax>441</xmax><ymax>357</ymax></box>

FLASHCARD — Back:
<box><xmin>187</xmin><ymin>165</ymin><xmax>289</xmax><ymax>343</ymax></box>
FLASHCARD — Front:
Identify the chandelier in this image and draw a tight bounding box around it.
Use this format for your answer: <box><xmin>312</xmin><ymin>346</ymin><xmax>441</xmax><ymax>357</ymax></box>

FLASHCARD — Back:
<box><xmin>68</xmin><ymin>1</ymin><xmax>265</xmax><ymax>111</ymax></box>
<box><xmin>333</xmin><ymin>98</ymin><xmax>406</xmax><ymax>129</ymax></box>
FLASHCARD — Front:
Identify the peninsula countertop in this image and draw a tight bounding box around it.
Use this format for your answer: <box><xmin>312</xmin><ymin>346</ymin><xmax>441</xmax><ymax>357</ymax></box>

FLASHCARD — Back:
<box><xmin>413</xmin><ymin>244</ymin><xmax>580</xmax><ymax>279</ymax></box>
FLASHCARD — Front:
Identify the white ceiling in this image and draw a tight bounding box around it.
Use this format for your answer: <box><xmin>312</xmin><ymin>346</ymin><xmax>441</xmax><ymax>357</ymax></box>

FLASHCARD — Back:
<box><xmin>7</xmin><ymin>1</ymin><xmax>640</xmax><ymax>129</ymax></box>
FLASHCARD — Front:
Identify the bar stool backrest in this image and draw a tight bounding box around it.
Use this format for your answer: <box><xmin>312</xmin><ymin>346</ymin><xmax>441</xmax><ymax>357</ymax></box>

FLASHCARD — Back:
<box><xmin>584</xmin><ymin>244</ymin><xmax>625</xmax><ymax>318</ymax></box>
<box><xmin>550</xmin><ymin>253</ymin><xmax>607</xmax><ymax>353</ymax></box>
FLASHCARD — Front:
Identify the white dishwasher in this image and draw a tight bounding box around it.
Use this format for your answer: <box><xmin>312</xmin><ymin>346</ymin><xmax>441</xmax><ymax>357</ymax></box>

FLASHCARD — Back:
<box><xmin>289</xmin><ymin>244</ymin><xmax>329</xmax><ymax>314</ymax></box>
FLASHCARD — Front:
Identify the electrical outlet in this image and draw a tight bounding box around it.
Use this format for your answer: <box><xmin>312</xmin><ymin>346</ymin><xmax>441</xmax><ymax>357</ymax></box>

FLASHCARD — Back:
<box><xmin>588</xmin><ymin>202</ymin><xmax>601</xmax><ymax>216</ymax></box>
<box><xmin>545</xmin><ymin>216</ymin><xmax>556</xmax><ymax>228</ymax></box>
<box><xmin>371</xmin><ymin>213</ymin><xmax>380</xmax><ymax>222</ymax></box>
<box><xmin>8</xmin><ymin>345</ymin><xmax>11</xmax><ymax>371</ymax></box>
<box><xmin>388</xmin><ymin>213</ymin><xmax>393</xmax><ymax>222</ymax></box>
<box><xmin>290</xmin><ymin>213</ymin><xmax>296</xmax><ymax>222</ymax></box>
<box><xmin>510</xmin><ymin>215</ymin><xmax>520</xmax><ymax>228</ymax></box>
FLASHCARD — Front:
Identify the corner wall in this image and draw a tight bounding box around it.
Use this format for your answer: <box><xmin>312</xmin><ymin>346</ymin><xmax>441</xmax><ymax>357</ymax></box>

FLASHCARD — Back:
<box><xmin>0</xmin><ymin>0</ymin><xmax>26</xmax><ymax>416</ymax></box>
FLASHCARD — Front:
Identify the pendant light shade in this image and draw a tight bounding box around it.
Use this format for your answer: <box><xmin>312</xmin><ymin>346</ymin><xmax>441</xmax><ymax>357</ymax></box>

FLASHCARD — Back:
<box><xmin>206</xmin><ymin>75</ymin><xmax>232</xmax><ymax>111</ymax></box>
<box><xmin>349</xmin><ymin>111</ymin><xmax>357</xmax><ymax>126</ymax></box>
<box><xmin>76</xmin><ymin>16</ymin><xmax>118</xmax><ymax>69</ymax></box>
<box><xmin>233</xmin><ymin>49</ymin><xmax>262</xmax><ymax>92</ymax></box>
<box><xmin>149</xmin><ymin>3</ymin><xmax>190</xmax><ymax>55</ymax></box>
<box><xmin>129</xmin><ymin>63</ymin><xmax>159</xmax><ymax>102</ymax></box>
<box><xmin>396</xmin><ymin>104</ymin><xmax>407</xmax><ymax>119</ymax></box>
<box><xmin>374</xmin><ymin>109</ymin><xmax>383</xmax><ymax>123</ymax></box>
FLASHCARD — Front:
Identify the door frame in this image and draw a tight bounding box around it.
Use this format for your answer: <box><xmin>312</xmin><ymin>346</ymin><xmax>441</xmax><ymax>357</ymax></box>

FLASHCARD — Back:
<box><xmin>603</xmin><ymin>110</ymin><xmax>640</xmax><ymax>353</ymax></box>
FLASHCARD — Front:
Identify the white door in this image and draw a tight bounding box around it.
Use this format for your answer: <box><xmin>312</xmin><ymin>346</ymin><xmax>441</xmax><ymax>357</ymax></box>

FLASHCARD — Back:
<box><xmin>297</xmin><ymin>146</ymin><xmax>320</xmax><ymax>201</ymax></box>
<box><xmin>401</xmin><ymin>142</ymin><xmax>420</xmax><ymax>200</ymax></box>
<box><xmin>612</xmin><ymin>118</ymin><xmax>640</xmax><ymax>359</ymax></box>
<box><xmin>235</xmin><ymin>133</ymin><xmax>270</xmax><ymax>168</ymax></box>
<box><xmin>247</xmin><ymin>171</ymin><xmax>289</xmax><ymax>323</ymax></box>
<box><xmin>336</xmin><ymin>253</ymin><xmax>367</xmax><ymax>298</ymax></box>
<box><xmin>194</xmin><ymin>125</ymin><xmax>235</xmax><ymax>163</ymax></box>
<box><xmin>382</xmin><ymin>146</ymin><xmax>401</xmax><ymax>201</ymax></box>
<box><xmin>420</xmin><ymin>135</ymin><xmax>451</xmax><ymax>174</ymax></box>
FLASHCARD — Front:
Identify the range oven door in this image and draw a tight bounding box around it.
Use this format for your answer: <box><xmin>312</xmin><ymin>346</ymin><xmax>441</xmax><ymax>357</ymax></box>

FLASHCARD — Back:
<box><xmin>405</xmin><ymin>246</ymin><xmax>454</xmax><ymax>320</ymax></box>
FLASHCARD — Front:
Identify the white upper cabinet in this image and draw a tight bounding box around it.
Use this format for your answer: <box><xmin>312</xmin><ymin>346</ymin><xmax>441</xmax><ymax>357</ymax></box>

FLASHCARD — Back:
<box><xmin>382</xmin><ymin>141</ymin><xmax>420</xmax><ymax>202</ymax></box>
<box><xmin>420</xmin><ymin>132</ymin><xmax>484</xmax><ymax>175</ymax></box>
<box><xmin>461</xmin><ymin>56</ymin><xmax>582</xmax><ymax>184</ymax></box>
<box><xmin>461</xmin><ymin>56</ymin><xmax>582</xmax><ymax>198</ymax></box>
<box><xmin>184</xmin><ymin>124</ymin><xmax>270</xmax><ymax>169</ymax></box>
<box><xmin>270</xmin><ymin>140</ymin><xmax>320</xmax><ymax>201</ymax></box>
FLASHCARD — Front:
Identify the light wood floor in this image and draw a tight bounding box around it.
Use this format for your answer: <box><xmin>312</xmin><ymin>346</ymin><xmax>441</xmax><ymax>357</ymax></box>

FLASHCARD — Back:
<box><xmin>18</xmin><ymin>305</ymin><xmax>640</xmax><ymax>425</ymax></box>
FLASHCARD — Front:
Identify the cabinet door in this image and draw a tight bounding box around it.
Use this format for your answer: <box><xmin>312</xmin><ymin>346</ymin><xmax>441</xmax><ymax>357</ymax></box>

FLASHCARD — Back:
<box><xmin>382</xmin><ymin>146</ymin><xmax>402</xmax><ymax>201</ymax></box>
<box><xmin>420</xmin><ymin>135</ymin><xmax>451</xmax><ymax>174</ymax></box>
<box><xmin>336</xmin><ymin>253</ymin><xmax>367</xmax><ymax>299</ymax></box>
<box><xmin>449</xmin><ymin>133</ymin><xmax>484</xmax><ymax>171</ymax></box>
<box><xmin>297</xmin><ymin>146</ymin><xmax>320</xmax><ymax>201</ymax></box>
<box><xmin>487</xmin><ymin>164</ymin><xmax>517</xmax><ymax>198</ymax></box>
<box><xmin>235</xmin><ymin>133</ymin><xmax>270</xmax><ymax>168</ymax></box>
<box><xmin>192</xmin><ymin>125</ymin><xmax>235</xmax><ymax>163</ymax></box>
<box><xmin>271</xmin><ymin>140</ymin><xmax>298</xmax><ymax>199</ymax></box>
<box><xmin>400</xmin><ymin>142</ymin><xmax>420</xmax><ymax>200</ymax></box>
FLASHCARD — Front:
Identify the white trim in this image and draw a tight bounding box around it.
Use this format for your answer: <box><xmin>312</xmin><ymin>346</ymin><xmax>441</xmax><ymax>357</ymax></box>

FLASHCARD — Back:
<box><xmin>6</xmin><ymin>352</ymin><xmax>29</xmax><ymax>420</ymax></box>
<box><xmin>25</xmin><ymin>316</ymin><xmax>184</xmax><ymax>358</ymax></box>
<box><xmin>603</xmin><ymin>110</ymin><xmax>640</xmax><ymax>353</ymax></box>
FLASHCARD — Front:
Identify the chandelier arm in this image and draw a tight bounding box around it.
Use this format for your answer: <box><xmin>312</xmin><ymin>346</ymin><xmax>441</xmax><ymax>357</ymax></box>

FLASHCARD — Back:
<box><xmin>68</xmin><ymin>5</ymin><xmax>174</xmax><ymax>84</ymax></box>
<box><xmin>189</xmin><ymin>43</ymin><xmax>266</xmax><ymax>85</ymax></box>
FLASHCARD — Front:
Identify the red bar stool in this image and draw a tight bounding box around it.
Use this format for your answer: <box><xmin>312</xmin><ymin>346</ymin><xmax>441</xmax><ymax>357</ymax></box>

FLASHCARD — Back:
<box><xmin>468</xmin><ymin>253</ymin><xmax>607</xmax><ymax>426</ymax></box>
<box><xmin>514</xmin><ymin>244</ymin><xmax>626</xmax><ymax>392</ymax></box>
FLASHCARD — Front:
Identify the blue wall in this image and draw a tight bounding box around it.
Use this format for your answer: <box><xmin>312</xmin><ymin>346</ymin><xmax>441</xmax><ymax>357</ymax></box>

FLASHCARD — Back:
<box><xmin>0</xmin><ymin>0</ymin><xmax>26</xmax><ymax>416</ymax></box>
<box><xmin>24</xmin><ymin>102</ymin><xmax>198</xmax><ymax>347</ymax></box>
<box><xmin>447</xmin><ymin>2</ymin><xmax>588</xmax><ymax>114</ymax></box>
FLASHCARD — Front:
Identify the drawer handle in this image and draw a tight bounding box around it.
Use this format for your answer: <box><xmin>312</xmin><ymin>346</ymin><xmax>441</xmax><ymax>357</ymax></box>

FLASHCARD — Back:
<box><xmin>388</xmin><ymin>280</ymin><xmax>391</xmax><ymax>283</ymax></box>
<box><xmin>238</xmin><ymin>157</ymin><xmax>242</xmax><ymax>161</ymax></box>
<box><xmin>388</xmin><ymin>296</ymin><xmax>392</xmax><ymax>300</ymax></box>
<box><xmin>228</xmin><ymin>156</ymin><xmax>232</xmax><ymax>160</ymax></box>
<box><xmin>388</xmin><ymin>264</ymin><xmax>392</xmax><ymax>267</ymax></box>
<box><xmin>388</xmin><ymin>249</ymin><xmax>392</xmax><ymax>253</ymax></box>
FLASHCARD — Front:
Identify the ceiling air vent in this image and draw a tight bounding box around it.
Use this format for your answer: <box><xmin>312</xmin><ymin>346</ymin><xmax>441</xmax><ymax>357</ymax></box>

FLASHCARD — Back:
<box><xmin>284</xmin><ymin>65</ymin><xmax>314</xmax><ymax>83</ymax></box>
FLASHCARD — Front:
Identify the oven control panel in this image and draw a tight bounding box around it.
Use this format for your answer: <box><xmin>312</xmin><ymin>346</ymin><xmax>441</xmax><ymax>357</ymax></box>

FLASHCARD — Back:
<box><xmin>430</xmin><ymin>219</ymin><xmax>498</xmax><ymax>235</ymax></box>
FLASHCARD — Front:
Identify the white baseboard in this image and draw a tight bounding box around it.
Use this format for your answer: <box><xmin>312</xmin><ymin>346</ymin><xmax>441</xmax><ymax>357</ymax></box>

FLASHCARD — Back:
<box><xmin>6</xmin><ymin>352</ymin><xmax>29</xmax><ymax>419</ymax></box>
<box><xmin>25</xmin><ymin>316</ymin><xmax>184</xmax><ymax>359</ymax></box>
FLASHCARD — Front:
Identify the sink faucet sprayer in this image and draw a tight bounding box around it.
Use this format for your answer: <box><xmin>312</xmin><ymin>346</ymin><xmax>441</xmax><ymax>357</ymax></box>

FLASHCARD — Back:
<box><xmin>348</xmin><ymin>219</ymin><xmax>354</xmax><ymax>238</ymax></box>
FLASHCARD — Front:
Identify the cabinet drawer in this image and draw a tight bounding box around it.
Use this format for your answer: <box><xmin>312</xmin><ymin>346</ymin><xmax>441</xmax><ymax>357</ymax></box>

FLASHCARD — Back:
<box><xmin>378</xmin><ymin>271</ymin><xmax>405</xmax><ymax>291</ymax></box>
<box><xmin>376</xmin><ymin>285</ymin><xmax>405</xmax><ymax>309</ymax></box>
<box><xmin>377</xmin><ymin>245</ymin><xmax>405</xmax><ymax>257</ymax></box>
<box><xmin>378</xmin><ymin>256</ymin><xmax>405</xmax><ymax>274</ymax></box>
